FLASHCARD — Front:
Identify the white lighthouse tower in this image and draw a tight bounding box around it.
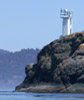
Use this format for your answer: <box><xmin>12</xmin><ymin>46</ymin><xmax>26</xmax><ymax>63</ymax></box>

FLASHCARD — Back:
<box><xmin>60</xmin><ymin>9</ymin><xmax>72</xmax><ymax>37</ymax></box>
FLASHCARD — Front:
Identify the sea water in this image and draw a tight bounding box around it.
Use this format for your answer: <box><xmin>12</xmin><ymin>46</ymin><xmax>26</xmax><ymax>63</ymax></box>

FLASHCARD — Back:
<box><xmin>0</xmin><ymin>92</ymin><xmax>84</xmax><ymax>100</ymax></box>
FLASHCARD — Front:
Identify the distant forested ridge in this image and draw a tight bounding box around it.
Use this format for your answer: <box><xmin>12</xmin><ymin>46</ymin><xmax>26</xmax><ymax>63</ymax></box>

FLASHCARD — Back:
<box><xmin>0</xmin><ymin>48</ymin><xmax>40</xmax><ymax>88</ymax></box>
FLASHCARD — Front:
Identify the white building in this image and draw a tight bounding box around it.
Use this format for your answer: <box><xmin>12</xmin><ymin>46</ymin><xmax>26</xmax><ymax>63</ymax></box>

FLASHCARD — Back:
<box><xmin>60</xmin><ymin>9</ymin><xmax>72</xmax><ymax>37</ymax></box>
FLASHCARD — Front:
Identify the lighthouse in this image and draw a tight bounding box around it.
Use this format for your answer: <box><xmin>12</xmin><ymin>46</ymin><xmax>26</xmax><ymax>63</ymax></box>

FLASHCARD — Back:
<box><xmin>60</xmin><ymin>9</ymin><xmax>72</xmax><ymax>37</ymax></box>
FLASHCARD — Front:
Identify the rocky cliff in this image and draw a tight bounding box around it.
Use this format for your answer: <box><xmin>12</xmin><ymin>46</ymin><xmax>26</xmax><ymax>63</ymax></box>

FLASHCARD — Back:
<box><xmin>15</xmin><ymin>32</ymin><xmax>84</xmax><ymax>92</ymax></box>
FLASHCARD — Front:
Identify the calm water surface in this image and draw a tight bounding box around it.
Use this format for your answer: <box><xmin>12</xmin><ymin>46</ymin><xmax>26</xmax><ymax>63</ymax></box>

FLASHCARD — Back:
<box><xmin>0</xmin><ymin>92</ymin><xmax>84</xmax><ymax>100</ymax></box>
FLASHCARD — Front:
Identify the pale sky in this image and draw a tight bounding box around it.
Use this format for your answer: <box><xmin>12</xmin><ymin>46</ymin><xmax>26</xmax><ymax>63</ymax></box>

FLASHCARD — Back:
<box><xmin>0</xmin><ymin>0</ymin><xmax>84</xmax><ymax>51</ymax></box>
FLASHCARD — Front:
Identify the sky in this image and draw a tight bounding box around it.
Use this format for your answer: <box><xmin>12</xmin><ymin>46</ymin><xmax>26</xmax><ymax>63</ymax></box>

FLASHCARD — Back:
<box><xmin>0</xmin><ymin>0</ymin><xmax>84</xmax><ymax>51</ymax></box>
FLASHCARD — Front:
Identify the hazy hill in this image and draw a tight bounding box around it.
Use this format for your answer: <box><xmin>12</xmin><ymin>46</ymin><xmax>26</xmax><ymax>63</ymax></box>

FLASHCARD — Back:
<box><xmin>0</xmin><ymin>48</ymin><xmax>40</xmax><ymax>89</ymax></box>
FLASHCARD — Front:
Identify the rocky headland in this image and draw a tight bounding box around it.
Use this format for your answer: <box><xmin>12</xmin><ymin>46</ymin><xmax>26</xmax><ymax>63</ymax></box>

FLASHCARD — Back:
<box><xmin>15</xmin><ymin>32</ymin><xmax>84</xmax><ymax>92</ymax></box>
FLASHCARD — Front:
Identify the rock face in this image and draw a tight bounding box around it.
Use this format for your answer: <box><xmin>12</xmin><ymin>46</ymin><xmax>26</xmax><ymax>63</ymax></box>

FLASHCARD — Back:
<box><xmin>15</xmin><ymin>32</ymin><xmax>84</xmax><ymax>92</ymax></box>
